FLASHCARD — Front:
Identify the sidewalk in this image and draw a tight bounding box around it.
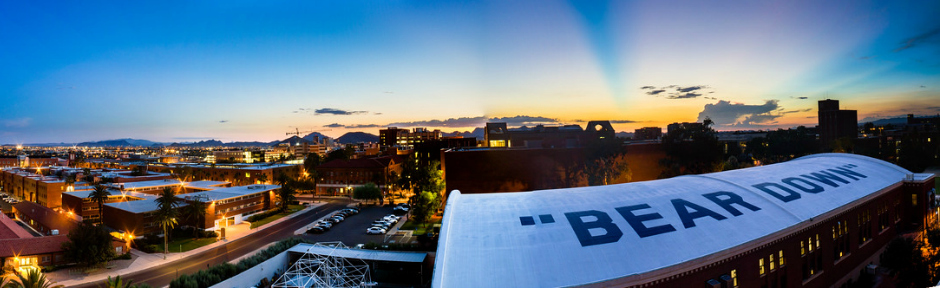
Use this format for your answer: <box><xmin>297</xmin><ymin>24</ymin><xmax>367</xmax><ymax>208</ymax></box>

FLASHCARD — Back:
<box><xmin>52</xmin><ymin>203</ymin><xmax>325</xmax><ymax>287</ymax></box>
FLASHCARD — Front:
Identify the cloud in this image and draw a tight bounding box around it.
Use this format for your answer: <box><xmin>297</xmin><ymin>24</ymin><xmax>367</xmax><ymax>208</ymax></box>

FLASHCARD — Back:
<box><xmin>858</xmin><ymin>56</ymin><xmax>875</xmax><ymax>60</ymax></box>
<box><xmin>922</xmin><ymin>85</ymin><xmax>927</xmax><ymax>88</ymax></box>
<box><xmin>643</xmin><ymin>85</ymin><xmax>712</xmax><ymax>99</ymax></box>
<box><xmin>781</xmin><ymin>108</ymin><xmax>812</xmax><ymax>114</ymax></box>
<box><xmin>676</xmin><ymin>86</ymin><xmax>706</xmax><ymax>93</ymax></box>
<box><xmin>347</xmin><ymin>124</ymin><xmax>382</xmax><ymax>128</ymax></box>
<box><xmin>2</xmin><ymin>118</ymin><xmax>31</xmax><ymax>128</ymax></box>
<box><xmin>697</xmin><ymin>100</ymin><xmax>781</xmax><ymax>127</ymax></box>
<box><xmin>219</xmin><ymin>120</ymin><xmax>229</xmax><ymax>123</ymax></box>
<box><xmin>894</xmin><ymin>27</ymin><xmax>940</xmax><ymax>52</ymax></box>
<box><xmin>323</xmin><ymin>123</ymin><xmax>345</xmax><ymax>128</ymax></box>
<box><xmin>667</xmin><ymin>92</ymin><xmax>702</xmax><ymax>99</ymax></box>
<box><xmin>609</xmin><ymin>120</ymin><xmax>640</xmax><ymax>124</ymax></box>
<box><xmin>314</xmin><ymin>108</ymin><xmax>369</xmax><ymax>115</ymax></box>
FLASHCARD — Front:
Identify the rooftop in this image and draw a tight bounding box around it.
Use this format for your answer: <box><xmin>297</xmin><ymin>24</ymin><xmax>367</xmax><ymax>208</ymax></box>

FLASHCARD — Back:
<box><xmin>109</xmin><ymin>179</ymin><xmax>182</xmax><ymax>190</ymax></box>
<box><xmin>184</xmin><ymin>184</ymin><xmax>280</xmax><ymax>202</ymax></box>
<box><xmin>288</xmin><ymin>243</ymin><xmax>427</xmax><ymax>263</ymax></box>
<box><xmin>433</xmin><ymin>153</ymin><xmax>923</xmax><ymax>287</ymax></box>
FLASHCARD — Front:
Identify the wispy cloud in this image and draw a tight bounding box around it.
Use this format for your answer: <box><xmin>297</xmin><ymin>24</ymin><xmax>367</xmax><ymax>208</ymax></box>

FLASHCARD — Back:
<box><xmin>2</xmin><ymin>118</ymin><xmax>31</xmax><ymax>128</ymax></box>
<box><xmin>219</xmin><ymin>120</ymin><xmax>229</xmax><ymax>123</ymax></box>
<box><xmin>609</xmin><ymin>120</ymin><xmax>641</xmax><ymax>124</ymax></box>
<box><xmin>894</xmin><ymin>27</ymin><xmax>940</xmax><ymax>52</ymax></box>
<box><xmin>314</xmin><ymin>108</ymin><xmax>369</xmax><ymax>115</ymax></box>
<box><xmin>642</xmin><ymin>85</ymin><xmax>712</xmax><ymax>99</ymax></box>
<box><xmin>324</xmin><ymin>123</ymin><xmax>345</xmax><ymax>128</ymax></box>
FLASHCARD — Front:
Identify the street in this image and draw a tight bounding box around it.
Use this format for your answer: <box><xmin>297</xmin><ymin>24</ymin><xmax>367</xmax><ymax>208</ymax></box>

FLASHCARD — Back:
<box><xmin>72</xmin><ymin>200</ymin><xmax>352</xmax><ymax>288</ymax></box>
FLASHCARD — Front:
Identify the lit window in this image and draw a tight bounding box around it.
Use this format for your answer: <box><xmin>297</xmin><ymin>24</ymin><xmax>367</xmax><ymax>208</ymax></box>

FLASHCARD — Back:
<box><xmin>816</xmin><ymin>234</ymin><xmax>820</xmax><ymax>249</ymax></box>
<box><xmin>779</xmin><ymin>250</ymin><xmax>785</xmax><ymax>266</ymax></box>
<box><xmin>808</xmin><ymin>237</ymin><xmax>813</xmax><ymax>252</ymax></box>
<box><xmin>731</xmin><ymin>269</ymin><xmax>737</xmax><ymax>287</ymax></box>
<box><xmin>759</xmin><ymin>258</ymin><xmax>765</xmax><ymax>275</ymax></box>
<box><xmin>769</xmin><ymin>254</ymin><xmax>775</xmax><ymax>270</ymax></box>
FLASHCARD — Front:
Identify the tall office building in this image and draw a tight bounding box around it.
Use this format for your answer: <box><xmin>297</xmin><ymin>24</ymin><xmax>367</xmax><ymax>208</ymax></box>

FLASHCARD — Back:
<box><xmin>818</xmin><ymin>99</ymin><xmax>858</xmax><ymax>147</ymax></box>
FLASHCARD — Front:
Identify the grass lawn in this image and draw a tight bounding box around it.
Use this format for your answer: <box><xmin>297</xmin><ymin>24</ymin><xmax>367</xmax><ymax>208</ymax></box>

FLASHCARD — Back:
<box><xmin>249</xmin><ymin>204</ymin><xmax>306</xmax><ymax>228</ymax></box>
<box><xmin>399</xmin><ymin>216</ymin><xmax>442</xmax><ymax>235</ymax></box>
<box><xmin>167</xmin><ymin>236</ymin><xmax>218</xmax><ymax>252</ymax></box>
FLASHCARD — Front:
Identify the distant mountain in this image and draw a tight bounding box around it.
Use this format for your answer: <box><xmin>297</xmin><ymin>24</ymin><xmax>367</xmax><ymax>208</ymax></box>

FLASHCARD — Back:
<box><xmin>302</xmin><ymin>132</ymin><xmax>331</xmax><ymax>143</ymax></box>
<box><xmin>858</xmin><ymin>116</ymin><xmax>908</xmax><ymax>126</ymax></box>
<box><xmin>443</xmin><ymin>127</ymin><xmax>485</xmax><ymax>140</ymax></box>
<box><xmin>21</xmin><ymin>142</ymin><xmax>77</xmax><ymax>147</ymax></box>
<box><xmin>167</xmin><ymin>139</ymin><xmax>277</xmax><ymax>148</ymax></box>
<box><xmin>76</xmin><ymin>138</ymin><xmax>167</xmax><ymax>147</ymax></box>
<box><xmin>336</xmin><ymin>132</ymin><xmax>379</xmax><ymax>144</ymax></box>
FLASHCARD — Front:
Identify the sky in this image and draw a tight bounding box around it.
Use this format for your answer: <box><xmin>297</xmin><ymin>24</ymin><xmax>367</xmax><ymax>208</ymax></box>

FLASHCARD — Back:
<box><xmin>1</xmin><ymin>0</ymin><xmax>938</xmax><ymax>144</ymax></box>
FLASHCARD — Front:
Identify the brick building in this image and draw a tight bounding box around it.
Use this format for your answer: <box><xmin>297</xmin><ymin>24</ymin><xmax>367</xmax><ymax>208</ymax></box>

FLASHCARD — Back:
<box><xmin>315</xmin><ymin>156</ymin><xmax>403</xmax><ymax>196</ymax></box>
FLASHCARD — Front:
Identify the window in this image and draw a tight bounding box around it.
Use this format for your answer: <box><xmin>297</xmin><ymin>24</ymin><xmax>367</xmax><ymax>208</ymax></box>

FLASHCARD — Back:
<box><xmin>913</xmin><ymin>194</ymin><xmax>918</xmax><ymax>206</ymax></box>
<box><xmin>759</xmin><ymin>258</ymin><xmax>765</xmax><ymax>275</ymax></box>
<box><xmin>779</xmin><ymin>250</ymin><xmax>785</xmax><ymax>266</ymax></box>
<box><xmin>731</xmin><ymin>269</ymin><xmax>737</xmax><ymax>287</ymax></box>
<box><xmin>769</xmin><ymin>254</ymin><xmax>775</xmax><ymax>270</ymax></box>
<box><xmin>801</xmin><ymin>241</ymin><xmax>806</xmax><ymax>255</ymax></box>
<box><xmin>808</xmin><ymin>237</ymin><xmax>814</xmax><ymax>252</ymax></box>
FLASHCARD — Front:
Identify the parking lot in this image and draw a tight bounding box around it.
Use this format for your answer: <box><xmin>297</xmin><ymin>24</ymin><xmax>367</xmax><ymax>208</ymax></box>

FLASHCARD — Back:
<box><xmin>298</xmin><ymin>205</ymin><xmax>416</xmax><ymax>247</ymax></box>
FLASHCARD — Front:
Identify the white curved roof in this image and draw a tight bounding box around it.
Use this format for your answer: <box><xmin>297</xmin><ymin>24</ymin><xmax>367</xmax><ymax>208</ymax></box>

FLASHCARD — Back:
<box><xmin>433</xmin><ymin>153</ymin><xmax>916</xmax><ymax>288</ymax></box>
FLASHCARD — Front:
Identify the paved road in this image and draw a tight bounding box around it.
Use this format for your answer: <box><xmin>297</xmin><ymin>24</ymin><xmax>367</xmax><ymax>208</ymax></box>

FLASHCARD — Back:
<box><xmin>73</xmin><ymin>200</ymin><xmax>352</xmax><ymax>288</ymax></box>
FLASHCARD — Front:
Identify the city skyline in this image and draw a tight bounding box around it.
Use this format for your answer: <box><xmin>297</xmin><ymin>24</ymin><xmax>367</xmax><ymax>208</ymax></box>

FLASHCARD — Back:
<box><xmin>1</xmin><ymin>0</ymin><xmax>938</xmax><ymax>143</ymax></box>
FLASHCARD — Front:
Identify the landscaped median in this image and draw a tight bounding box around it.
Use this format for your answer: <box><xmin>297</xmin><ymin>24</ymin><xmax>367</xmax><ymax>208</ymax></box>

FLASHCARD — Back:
<box><xmin>247</xmin><ymin>204</ymin><xmax>306</xmax><ymax>228</ymax></box>
<box><xmin>398</xmin><ymin>215</ymin><xmax>442</xmax><ymax>235</ymax></box>
<box><xmin>169</xmin><ymin>238</ymin><xmax>310</xmax><ymax>288</ymax></box>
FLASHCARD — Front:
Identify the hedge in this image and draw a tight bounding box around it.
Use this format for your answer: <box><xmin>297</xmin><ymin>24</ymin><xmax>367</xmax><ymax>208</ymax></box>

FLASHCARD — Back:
<box><xmin>169</xmin><ymin>237</ymin><xmax>309</xmax><ymax>288</ymax></box>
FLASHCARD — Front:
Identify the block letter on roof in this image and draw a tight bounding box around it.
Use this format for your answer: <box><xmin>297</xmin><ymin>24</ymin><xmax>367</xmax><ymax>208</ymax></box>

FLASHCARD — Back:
<box><xmin>565</xmin><ymin>210</ymin><xmax>623</xmax><ymax>247</ymax></box>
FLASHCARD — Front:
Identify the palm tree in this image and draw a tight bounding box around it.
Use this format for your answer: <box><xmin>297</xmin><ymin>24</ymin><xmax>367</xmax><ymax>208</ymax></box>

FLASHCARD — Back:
<box><xmin>277</xmin><ymin>185</ymin><xmax>296</xmax><ymax>212</ymax></box>
<box><xmin>101</xmin><ymin>275</ymin><xmax>134</xmax><ymax>288</ymax></box>
<box><xmin>155</xmin><ymin>187</ymin><xmax>182</xmax><ymax>259</ymax></box>
<box><xmin>9</xmin><ymin>269</ymin><xmax>64</xmax><ymax>288</ymax></box>
<box><xmin>89</xmin><ymin>185</ymin><xmax>111</xmax><ymax>224</ymax></box>
<box><xmin>258</xmin><ymin>173</ymin><xmax>268</xmax><ymax>188</ymax></box>
<box><xmin>182</xmin><ymin>195</ymin><xmax>209</xmax><ymax>238</ymax></box>
<box><xmin>64</xmin><ymin>175</ymin><xmax>76</xmax><ymax>192</ymax></box>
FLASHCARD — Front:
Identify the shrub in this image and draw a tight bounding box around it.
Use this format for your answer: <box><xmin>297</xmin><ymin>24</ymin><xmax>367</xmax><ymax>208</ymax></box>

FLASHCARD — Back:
<box><xmin>169</xmin><ymin>238</ymin><xmax>309</xmax><ymax>288</ymax></box>
<box><xmin>113</xmin><ymin>253</ymin><xmax>132</xmax><ymax>260</ymax></box>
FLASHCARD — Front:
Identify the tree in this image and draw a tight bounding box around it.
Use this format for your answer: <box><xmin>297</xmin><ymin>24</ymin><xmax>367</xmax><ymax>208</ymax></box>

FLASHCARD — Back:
<box><xmin>155</xmin><ymin>187</ymin><xmax>182</xmax><ymax>259</ymax></box>
<box><xmin>410</xmin><ymin>191</ymin><xmax>441</xmax><ymax>228</ymax></box>
<box><xmin>61</xmin><ymin>222</ymin><xmax>116</xmax><ymax>268</ymax></box>
<box><xmin>182</xmin><ymin>195</ymin><xmax>209</xmax><ymax>238</ymax></box>
<box><xmin>399</xmin><ymin>157</ymin><xmax>445</xmax><ymax>195</ymax></box>
<box><xmin>303</xmin><ymin>153</ymin><xmax>321</xmax><ymax>175</ymax></box>
<box><xmin>353</xmin><ymin>183</ymin><xmax>383</xmax><ymax>204</ymax></box>
<box><xmin>581</xmin><ymin>137</ymin><xmax>629</xmax><ymax>186</ymax></box>
<box><xmin>881</xmin><ymin>237</ymin><xmax>930</xmax><ymax>288</ymax></box>
<box><xmin>277</xmin><ymin>185</ymin><xmax>296</xmax><ymax>211</ymax></box>
<box><xmin>64</xmin><ymin>175</ymin><xmax>76</xmax><ymax>191</ymax></box>
<box><xmin>8</xmin><ymin>269</ymin><xmax>63</xmax><ymax>288</ymax></box>
<box><xmin>659</xmin><ymin>118</ymin><xmax>723</xmax><ymax>178</ymax></box>
<box><xmin>101</xmin><ymin>275</ymin><xmax>134</xmax><ymax>288</ymax></box>
<box><xmin>256</xmin><ymin>173</ymin><xmax>268</xmax><ymax>188</ymax></box>
<box><xmin>90</xmin><ymin>185</ymin><xmax>111</xmax><ymax>223</ymax></box>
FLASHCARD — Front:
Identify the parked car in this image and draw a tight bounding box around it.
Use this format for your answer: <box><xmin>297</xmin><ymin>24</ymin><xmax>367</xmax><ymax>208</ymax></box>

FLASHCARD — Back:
<box><xmin>327</xmin><ymin>217</ymin><xmax>342</xmax><ymax>224</ymax></box>
<box><xmin>366</xmin><ymin>227</ymin><xmax>387</xmax><ymax>235</ymax></box>
<box><xmin>317</xmin><ymin>220</ymin><xmax>333</xmax><ymax>229</ymax></box>
<box><xmin>383</xmin><ymin>216</ymin><xmax>399</xmax><ymax>224</ymax></box>
<box><xmin>331</xmin><ymin>215</ymin><xmax>345</xmax><ymax>222</ymax></box>
<box><xmin>306</xmin><ymin>227</ymin><xmax>325</xmax><ymax>234</ymax></box>
<box><xmin>372</xmin><ymin>222</ymin><xmax>391</xmax><ymax>230</ymax></box>
<box><xmin>343</xmin><ymin>208</ymin><xmax>359</xmax><ymax>215</ymax></box>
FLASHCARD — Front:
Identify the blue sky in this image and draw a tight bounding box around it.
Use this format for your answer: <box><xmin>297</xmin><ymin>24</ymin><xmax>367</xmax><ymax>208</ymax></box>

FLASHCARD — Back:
<box><xmin>1</xmin><ymin>0</ymin><xmax>938</xmax><ymax>143</ymax></box>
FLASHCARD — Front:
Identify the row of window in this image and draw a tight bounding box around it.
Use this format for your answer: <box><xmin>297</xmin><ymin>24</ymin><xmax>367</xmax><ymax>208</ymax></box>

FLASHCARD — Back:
<box><xmin>216</xmin><ymin>201</ymin><xmax>262</xmax><ymax>215</ymax></box>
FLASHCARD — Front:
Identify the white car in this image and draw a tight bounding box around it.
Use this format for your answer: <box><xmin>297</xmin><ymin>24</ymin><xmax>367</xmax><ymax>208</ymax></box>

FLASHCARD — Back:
<box><xmin>383</xmin><ymin>216</ymin><xmax>399</xmax><ymax>224</ymax></box>
<box><xmin>366</xmin><ymin>227</ymin><xmax>386</xmax><ymax>235</ymax></box>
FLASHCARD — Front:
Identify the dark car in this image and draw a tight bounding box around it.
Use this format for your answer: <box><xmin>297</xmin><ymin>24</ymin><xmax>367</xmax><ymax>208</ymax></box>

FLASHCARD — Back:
<box><xmin>306</xmin><ymin>226</ymin><xmax>325</xmax><ymax>234</ymax></box>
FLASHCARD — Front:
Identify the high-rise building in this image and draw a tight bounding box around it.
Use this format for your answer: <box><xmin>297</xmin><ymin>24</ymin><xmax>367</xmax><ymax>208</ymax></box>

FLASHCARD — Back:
<box><xmin>379</xmin><ymin>127</ymin><xmax>442</xmax><ymax>148</ymax></box>
<box><xmin>634</xmin><ymin>127</ymin><xmax>663</xmax><ymax>140</ymax></box>
<box><xmin>818</xmin><ymin>99</ymin><xmax>858</xmax><ymax>147</ymax></box>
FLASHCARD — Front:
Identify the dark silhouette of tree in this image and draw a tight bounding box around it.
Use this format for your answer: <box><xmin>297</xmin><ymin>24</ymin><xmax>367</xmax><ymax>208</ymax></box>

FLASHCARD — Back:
<box><xmin>89</xmin><ymin>185</ymin><xmax>111</xmax><ymax>223</ymax></box>
<box><xmin>277</xmin><ymin>185</ymin><xmax>296</xmax><ymax>212</ymax></box>
<box><xmin>155</xmin><ymin>187</ymin><xmax>182</xmax><ymax>259</ymax></box>
<box><xmin>61</xmin><ymin>222</ymin><xmax>115</xmax><ymax>268</ymax></box>
<box><xmin>659</xmin><ymin>118</ymin><xmax>722</xmax><ymax>178</ymax></box>
<box><xmin>353</xmin><ymin>183</ymin><xmax>382</xmax><ymax>204</ymax></box>
<box><xmin>182</xmin><ymin>194</ymin><xmax>209</xmax><ymax>238</ymax></box>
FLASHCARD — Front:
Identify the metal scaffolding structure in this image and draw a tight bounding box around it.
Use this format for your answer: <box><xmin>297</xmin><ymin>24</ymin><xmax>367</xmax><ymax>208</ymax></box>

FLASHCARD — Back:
<box><xmin>272</xmin><ymin>242</ymin><xmax>373</xmax><ymax>288</ymax></box>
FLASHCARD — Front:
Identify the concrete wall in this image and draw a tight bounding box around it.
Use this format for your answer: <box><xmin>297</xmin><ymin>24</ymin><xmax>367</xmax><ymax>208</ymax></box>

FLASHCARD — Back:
<box><xmin>210</xmin><ymin>248</ymin><xmax>291</xmax><ymax>288</ymax></box>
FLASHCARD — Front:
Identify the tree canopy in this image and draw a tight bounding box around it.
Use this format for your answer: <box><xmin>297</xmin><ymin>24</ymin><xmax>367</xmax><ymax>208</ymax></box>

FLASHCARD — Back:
<box><xmin>61</xmin><ymin>222</ymin><xmax>116</xmax><ymax>267</ymax></box>
<box><xmin>352</xmin><ymin>183</ymin><xmax>383</xmax><ymax>204</ymax></box>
